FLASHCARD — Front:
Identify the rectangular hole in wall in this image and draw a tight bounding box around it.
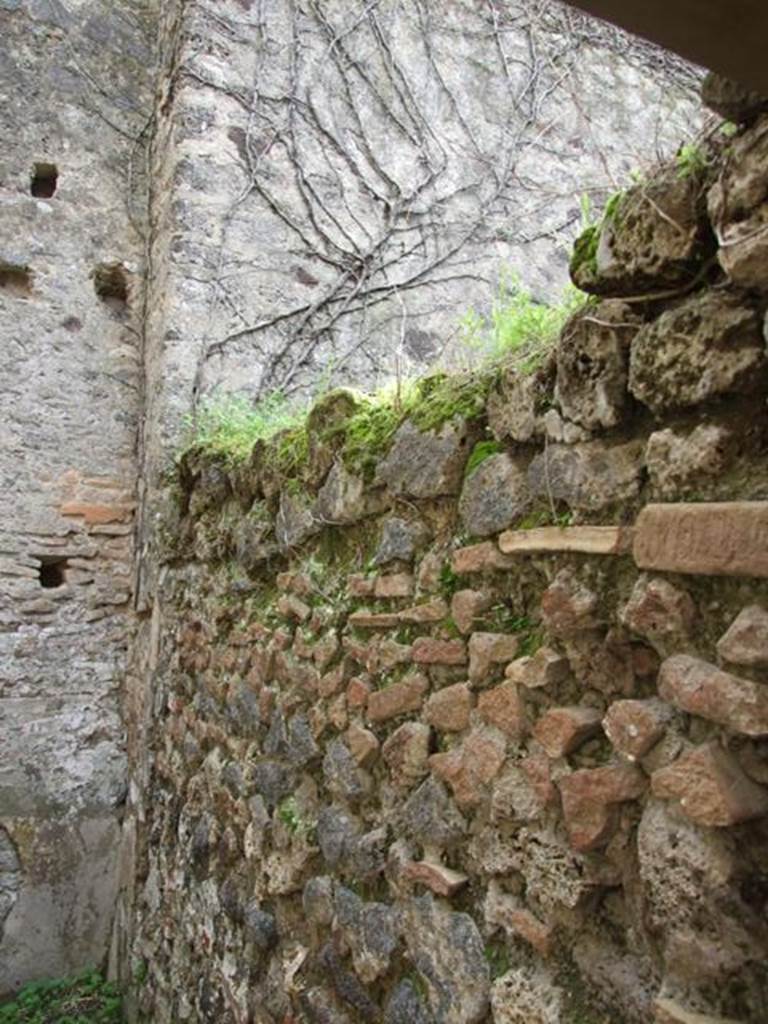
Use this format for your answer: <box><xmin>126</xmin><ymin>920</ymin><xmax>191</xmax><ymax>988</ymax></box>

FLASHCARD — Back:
<box><xmin>0</xmin><ymin>262</ymin><xmax>33</xmax><ymax>297</ymax></box>
<box><xmin>38</xmin><ymin>557</ymin><xmax>69</xmax><ymax>589</ymax></box>
<box><xmin>31</xmin><ymin>162</ymin><xmax>58</xmax><ymax>198</ymax></box>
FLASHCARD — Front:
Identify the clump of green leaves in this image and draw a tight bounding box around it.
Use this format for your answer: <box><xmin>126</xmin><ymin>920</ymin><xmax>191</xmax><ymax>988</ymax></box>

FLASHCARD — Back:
<box><xmin>464</xmin><ymin>440</ymin><xmax>504</xmax><ymax>479</ymax></box>
<box><xmin>185</xmin><ymin>392</ymin><xmax>305</xmax><ymax>463</ymax></box>
<box><xmin>461</xmin><ymin>272</ymin><xmax>587</xmax><ymax>372</ymax></box>
<box><xmin>484</xmin><ymin>942</ymin><xmax>511</xmax><ymax>981</ymax></box>
<box><xmin>675</xmin><ymin>142</ymin><xmax>710</xmax><ymax>179</ymax></box>
<box><xmin>0</xmin><ymin>970</ymin><xmax>121</xmax><ymax>1024</ymax></box>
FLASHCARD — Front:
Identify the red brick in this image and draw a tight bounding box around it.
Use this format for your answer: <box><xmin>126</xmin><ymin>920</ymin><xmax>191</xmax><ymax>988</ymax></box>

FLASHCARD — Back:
<box><xmin>651</xmin><ymin>742</ymin><xmax>768</xmax><ymax>827</ymax></box>
<box><xmin>277</xmin><ymin>571</ymin><xmax>313</xmax><ymax>596</ymax></box>
<box><xmin>412</xmin><ymin>636</ymin><xmax>467</xmax><ymax>665</ymax></box>
<box><xmin>558</xmin><ymin>763</ymin><xmax>646</xmax><ymax>851</ymax></box>
<box><xmin>477</xmin><ymin>682</ymin><xmax>526</xmax><ymax>739</ymax></box>
<box><xmin>403</xmin><ymin>859</ymin><xmax>468</xmax><ymax>896</ymax></box>
<box><xmin>533</xmin><ymin>706</ymin><xmax>602</xmax><ymax>758</ymax></box>
<box><xmin>367</xmin><ymin>672</ymin><xmax>428</xmax><ymax>722</ymax></box>
<box><xmin>348</xmin><ymin>610</ymin><xmax>400</xmax><ymax>629</ymax></box>
<box><xmin>468</xmin><ymin>632</ymin><xmax>519</xmax><ymax>685</ymax></box>
<box><xmin>451</xmin><ymin>589</ymin><xmax>493</xmax><ymax>635</ymax></box>
<box><xmin>659</xmin><ymin>654</ymin><xmax>768</xmax><ymax>736</ymax></box>
<box><xmin>424</xmin><ymin>683</ymin><xmax>473</xmax><ymax>732</ymax></box>
<box><xmin>319</xmin><ymin>663</ymin><xmax>346</xmax><ymax>698</ymax></box>
<box><xmin>603</xmin><ymin>698</ymin><xmax>671</xmax><ymax>760</ymax></box>
<box><xmin>277</xmin><ymin>594</ymin><xmax>311</xmax><ymax>622</ymax></box>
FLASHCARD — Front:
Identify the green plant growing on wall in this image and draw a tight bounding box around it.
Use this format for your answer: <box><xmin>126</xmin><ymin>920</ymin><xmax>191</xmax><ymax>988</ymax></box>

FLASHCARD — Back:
<box><xmin>675</xmin><ymin>142</ymin><xmax>710</xmax><ymax>179</ymax></box>
<box><xmin>460</xmin><ymin>271</ymin><xmax>587</xmax><ymax>372</ymax></box>
<box><xmin>277</xmin><ymin>797</ymin><xmax>315</xmax><ymax>841</ymax></box>
<box><xmin>185</xmin><ymin>392</ymin><xmax>305</xmax><ymax>462</ymax></box>
<box><xmin>0</xmin><ymin>970</ymin><xmax>121</xmax><ymax>1024</ymax></box>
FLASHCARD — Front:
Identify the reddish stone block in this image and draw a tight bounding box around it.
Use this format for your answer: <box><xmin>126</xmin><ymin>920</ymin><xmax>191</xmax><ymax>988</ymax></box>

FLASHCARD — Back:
<box><xmin>397</xmin><ymin>598</ymin><xmax>449</xmax><ymax>624</ymax></box>
<box><xmin>378</xmin><ymin>639</ymin><xmax>413</xmax><ymax>669</ymax></box>
<box><xmin>403</xmin><ymin>859</ymin><xmax>468</xmax><ymax>896</ymax></box>
<box><xmin>429</xmin><ymin>727</ymin><xmax>507</xmax><ymax>807</ymax></box>
<box><xmin>603</xmin><ymin>698</ymin><xmax>671</xmax><ymax>760</ymax></box>
<box><xmin>651</xmin><ymin>742</ymin><xmax>768</xmax><ymax>827</ymax></box>
<box><xmin>277</xmin><ymin>571</ymin><xmax>313</xmax><ymax>596</ymax></box>
<box><xmin>558</xmin><ymin>763</ymin><xmax>646</xmax><ymax>851</ymax></box>
<box><xmin>486</xmin><ymin>884</ymin><xmax>554</xmax><ymax>957</ymax></box>
<box><xmin>424</xmin><ymin>683</ymin><xmax>473</xmax><ymax>732</ymax></box>
<box><xmin>621</xmin><ymin>575</ymin><xmax>696</xmax><ymax>654</ymax></box>
<box><xmin>507</xmin><ymin>646</ymin><xmax>570</xmax><ymax>689</ymax></box>
<box><xmin>345</xmin><ymin>723</ymin><xmax>380</xmax><ymax>767</ymax></box>
<box><xmin>277</xmin><ymin>594</ymin><xmax>311</xmax><ymax>622</ymax></box>
<box><xmin>374</xmin><ymin>572</ymin><xmax>414</xmax><ymax>599</ymax></box>
<box><xmin>533</xmin><ymin>706</ymin><xmax>602</xmax><ymax>758</ymax></box>
<box><xmin>451</xmin><ymin>541</ymin><xmax>514</xmax><ymax>574</ymax></box>
<box><xmin>382</xmin><ymin>722</ymin><xmax>431</xmax><ymax>788</ymax></box>
<box><xmin>367</xmin><ymin>672</ymin><xmax>428</xmax><ymax>722</ymax></box>
<box><xmin>348</xmin><ymin>610</ymin><xmax>401</xmax><ymax>629</ymax></box>
<box><xmin>313</xmin><ymin>632</ymin><xmax>340</xmax><ymax>671</ymax></box>
<box><xmin>412</xmin><ymin>636</ymin><xmax>467</xmax><ymax>665</ymax></box>
<box><xmin>659</xmin><ymin>654</ymin><xmax>768</xmax><ymax>736</ymax></box>
<box><xmin>717</xmin><ymin>605</ymin><xmax>768</xmax><ymax>668</ymax></box>
<box><xmin>521</xmin><ymin>752</ymin><xmax>557</xmax><ymax>811</ymax></box>
<box><xmin>346</xmin><ymin>675</ymin><xmax>371</xmax><ymax>709</ymax></box>
<box><xmin>468</xmin><ymin>632</ymin><xmax>519</xmax><ymax>685</ymax></box>
<box><xmin>451</xmin><ymin>589</ymin><xmax>493</xmax><ymax>635</ymax></box>
<box><xmin>347</xmin><ymin>573</ymin><xmax>376</xmax><ymax>598</ymax></box>
<box><xmin>319</xmin><ymin>663</ymin><xmax>346</xmax><ymax>698</ymax></box>
<box><xmin>540</xmin><ymin>571</ymin><xmax>600</xmax><ymax>636</ymax></box>
<box><xmin>477</xmin><ymin>682</ymin><xmax>526</xmax><ymax>739</ymax></box>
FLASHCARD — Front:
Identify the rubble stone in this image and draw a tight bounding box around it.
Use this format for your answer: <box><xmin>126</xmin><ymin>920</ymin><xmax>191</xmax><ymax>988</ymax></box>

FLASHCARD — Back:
<box><xmin>527</xmin><ymin>440</ymin><xmax>643</xmax><ymax>511</ymax></box>
<box><xmin>717</xmin><ymin>605</ymin><xmax>768</xmax><ymax>668</ymax></box>
<box><xmin>658</xmin><ymin>654</ymin><xmax>768</xmax><ymax>736</ymax></box>
<box><xmin>459</xmin><ymin>453</ymin><xmax>531</xmax><ymax>537</ymax></box>
<box><xmin>533</xmin><ymin>706</ymin><xmax>602</xmax><ymax>758</ymax></box>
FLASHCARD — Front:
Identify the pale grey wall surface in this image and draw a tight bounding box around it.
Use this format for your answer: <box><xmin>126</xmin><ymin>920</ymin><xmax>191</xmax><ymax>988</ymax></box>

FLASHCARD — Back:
<box><xmin>0</xmin><ymin>0</ymin><xmax>155</xmax><ymax>995</ymax></box>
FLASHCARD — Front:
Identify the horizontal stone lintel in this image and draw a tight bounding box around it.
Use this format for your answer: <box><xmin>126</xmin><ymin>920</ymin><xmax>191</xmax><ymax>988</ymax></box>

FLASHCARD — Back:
<box><xmin>498</xmin><ymin>525</ymin><xmax>633</xmax><ymax>556</ymax></box>
<box><xmin>634</xmin><ymin>502</ymin><xmax>768</xmax><ymax>578</ymax></box>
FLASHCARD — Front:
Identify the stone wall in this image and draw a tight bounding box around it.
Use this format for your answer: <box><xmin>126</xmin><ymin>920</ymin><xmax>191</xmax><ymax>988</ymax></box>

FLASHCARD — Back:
<box><xmin>0</xmin><ymin>0</ymin><xmax>156</xmax><ymax>995</ymax></box>
<box><xmin>127</xmin><ymin>93</ymin><xmax>768</xmax><ymax>1024</ymax></box>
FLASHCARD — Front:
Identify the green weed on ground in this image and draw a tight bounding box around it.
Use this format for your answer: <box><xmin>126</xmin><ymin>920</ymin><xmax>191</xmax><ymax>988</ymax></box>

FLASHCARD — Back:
<box><xmin>0</xmin><ymin>970</ymin><xmax>121</xmax><ymax>1024</ymax></box>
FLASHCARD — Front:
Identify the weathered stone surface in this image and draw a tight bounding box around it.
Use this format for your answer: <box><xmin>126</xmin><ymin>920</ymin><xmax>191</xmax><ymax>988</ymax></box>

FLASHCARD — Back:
<box><xmin>708</xmin><ymin>116</ymin><xmax>768</xmax><ymax>290</ymax></box>
<box><xmin>507</xmin><ymin>647</ymin><xmax>570</xmax><ymax>689</ymax></box>
<box><xmin>658</xmin><ymin>654</ymin><xmax>768</xmax><ymax>736</ymax></box>
<box><xmin>556</xmin><ymin>300</ymin><xmax>640</xmax><ymax>430</ymax></box>
<box><xmin>276</xmin><ymin>489</ymin><xmax>319</xmax><ymax>548</ymax></box>
<box><xmin>372</xmin><ymin>517</ymin><xmax>430</xmax><ymax>566</ymax></box>
<box><xmin>634</xmin><ymin>502</ymin><xmax>768</xmax><ymax>578</ymax></box>
<box><xmin>477</xmin><ymin>683</ymin><xmax>526</xmax><ymax>739</ymax></box>
<box><xmin>499</xmin><ymin>525</ymin><xmax>631</xmax><ymax>556</ymax></box>
<box><xmin>630</xmin><ymin>291</ymin><xmax>766</xmax><ymax>413</ymax></box>
<box><xmin>315</xmin><ymin>460</ymin><xmax>366</xmax><ymax>524</ymax></box>
<box><xmin>323</xmin><ymin>740</ymin><xmax>371</xmax><ymax>802</ymax></box>
<box><xmin>540</xmin><ymin>571</ymin><xmax>600</xmax><ymax>636</ymax></box>
<box><xmin>334</xmin><ymin>887</ymin><xmax>399</xmax><ymax>983</ymax></box>
<box><xmin>621</xmin><ymin>575</ymin><xmax>696</xmax><ymax>656</ymax></box>
<box><xmin>485</xmin><ymin>881</ymin><xmax>554</xmax><ymax>957</ymax></box>
<box><xmin>645</xmin><ymin>425</ymin><xmax>734</xmax><ymax>498</ymax></box>
<box><xmin>348</xmin><ymin>610</ymin><xmax>400</xmax><ymax>629</ymax></box>
<box><xmin>490</xmin><ymin>965</ymin><xmax>563</xmax><ymax>1024</ymax></box>
<box><xmin>451</xmin><ymin>589</ymin><xmax>492</xmax><ymax>635</ymax></box>
<box><xmin>412</xmin><ymin>636</ymin><xmax>466</xmax><ymax>665</ymax></box>
<box><xmin>424</xmin><ymin>683</ymin><xmax>472</xmax><ymax>732</ymax></box>
<box><xmin>374</xmin><ymin>572</ymin><xmax>414</xmax><ymax>599</ymax></box>
<box><xmin>345</xmin><ymin>724</ymin><xmax>380</xmax><ymax>767</ymax></box>
<box><xmin>717</xmin><ymin>605</ymin><xmax>768</xmax><ymax>667</ymax></box>
<box><xmin>400</xmin><ymin>896</ymin><xmax>489</xmax><ymax>1024</ymax></box>
<box><xmin>651</xmin><ymin>743</ymin><xmax>768</xmax><ymax>826</ymax></box>
<box><xmin>382</xmin><ymin>722</ymin><xmax>431</xmax><ymax>789</ymax></box>
<box><xmin>400</xmin><ymin>777</ymin><xmax>467</xmax><ymax>850</ymax></box>
<box><xmin>701</xmin><ymin>72</ymin><xmax>768</xmax><ymax>123</ymax></box>
<box><xmin>451</xmin><ymin>541</ymin><xmax>515</xmax><ymax>574</ymax></box>
<box><xmin>397</xmin><ymin>598</ymin><xmax>448</xmax><ymax>624</ymax></box>
<box><xmin>429</xmin><ymin>727</ymin><xmax>507</xmax><ymax>807</ymax></box>
<box><xmin>572</xmin><ymin>175</ymin><xmax>711</xmax><ymax>296</ymax></box>
<box><xmin>458</xmin><ymin>453</ymin><xmax>531</xmax><ymax>537</ymax></box>
<box><xmin>468</xmin><ymin>632</ymin><xmax>519</xmax><ymax>686</ymax></box>
<box><xmin>527</xmin><ymin>440</ymin><xmax>643</xmax><ymax>511</ymax></box>
<box><xmin>367</xmin><ymin>673</ymin><xmax>429</xmax><ymax>723</ymax></box>
<box><xmin>375</xmin><ymin>419</ymin><xmax>473</xmax><ymax>498</ymax></box>
<box><xmin>558</xmin><ymin>763</ymin><xmax>646</xmax><ymax>851</ymax></box>
<box><xmin>533</xmin><ymin>706</ymin><xmax>602</xmax><ymax>758</ymax></box>
<box><xmin>491</xmin><ymin>755</ymin><xmax>557</xmax><ymax>821</ymax></box>
<box><xmin>603</xmin><ymin>698</ymin><xmax>672</xmax><ymax>761</ymax></box>
<box><xmin>486</xmin><ymin>361</ymin><xmax>553</xmax><ymax>444</ymax></box>
<box><xmin>384</xmin><ymin>980</ymin><xmax>434</xmax><ymax>1024</ymax></box>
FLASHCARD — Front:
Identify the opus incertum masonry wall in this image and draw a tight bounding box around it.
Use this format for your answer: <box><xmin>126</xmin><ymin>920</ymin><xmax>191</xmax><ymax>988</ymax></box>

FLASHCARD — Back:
<box><xmin>124</xmin><ymin>79</ymin><xmax>768</xmax><ymax>1024</ymax></box>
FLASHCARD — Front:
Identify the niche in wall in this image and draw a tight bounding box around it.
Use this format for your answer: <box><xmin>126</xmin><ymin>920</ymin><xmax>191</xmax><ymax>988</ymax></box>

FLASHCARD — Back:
<box><xmin>0</xmin><ymin>262</ymin><xmax>33</xmax><ymax>297</ymax></box>
<box><xmin>38</xmin><ymin>557</ymin><xmax>69</xmax><ymax>589</ymax></box>
<box><xmin>92</xmin><ymin>262</ymin><xmax>129</xmax><ymax>313</ymax></box>
<box><xmin>30</xmin><ymin>163</ymin><xmax>58</xmax><ymax>198</ymax></box>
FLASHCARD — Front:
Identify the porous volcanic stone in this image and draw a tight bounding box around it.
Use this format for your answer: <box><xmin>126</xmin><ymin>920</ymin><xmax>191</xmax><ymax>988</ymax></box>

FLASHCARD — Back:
<box><xmin>527</xmin><ymin>440</ymin><xmax>643</xmax><ymax>511</ymax></box>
